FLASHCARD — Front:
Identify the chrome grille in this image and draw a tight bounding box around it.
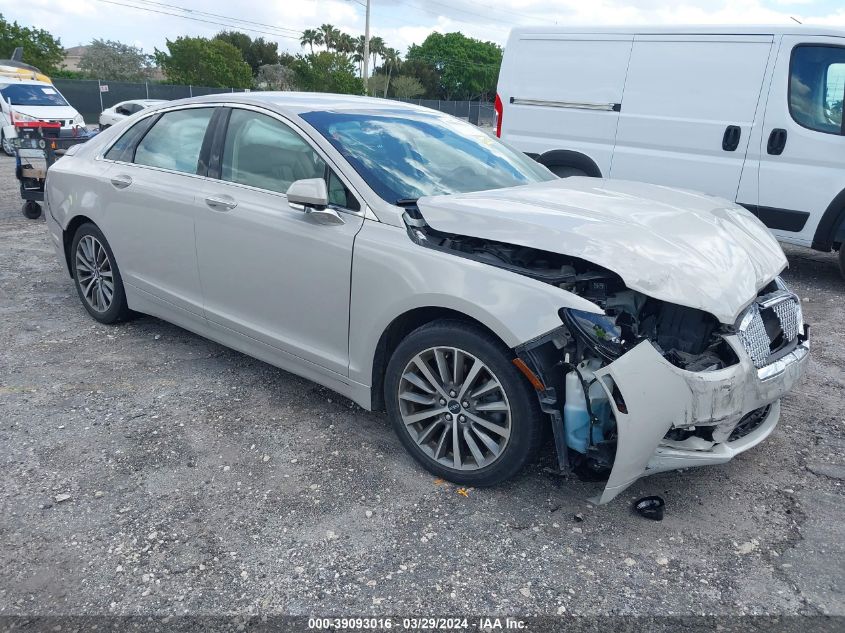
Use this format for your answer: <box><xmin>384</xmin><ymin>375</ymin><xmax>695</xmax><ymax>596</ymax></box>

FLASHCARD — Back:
<box><xmin>737</xmin><ymin>292</ymin><xmax>802</xmax><ymax>369</ymax></box>
<box><xmin>772</xmin><ymin>297</ymin><xmax>801</xmax><ymax>342</ymax></box>
<box><xmin>737</xmin><ymin>305</ymin><xmax>771</xmax><ymax>368</ymax></box>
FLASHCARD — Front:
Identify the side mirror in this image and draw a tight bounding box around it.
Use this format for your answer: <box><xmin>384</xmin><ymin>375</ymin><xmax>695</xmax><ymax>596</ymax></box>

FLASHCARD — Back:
<box><xmin>286</xmin><ymin>178</ymin><xmax>328</xmax><ymax>208</ymax></box>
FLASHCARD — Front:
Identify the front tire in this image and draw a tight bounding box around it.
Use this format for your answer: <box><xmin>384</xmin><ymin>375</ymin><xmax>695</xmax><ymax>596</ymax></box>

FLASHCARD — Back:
<box><xmin>71</xmin><ymin>223</ymin><xmax>132</xmax><ymax>324</ymax></box>
<box><xmin>1</xmin><ymin>131</ymin><xmax>14</xmax><ymax>156</ymax></box>
<box><xmin>385</xmin><ymin>320</ymin><xmax>544</xmax><ymax>486</ymax></box>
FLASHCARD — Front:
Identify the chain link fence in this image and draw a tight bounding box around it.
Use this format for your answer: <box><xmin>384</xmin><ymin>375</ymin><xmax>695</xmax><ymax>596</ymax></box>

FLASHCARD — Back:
<box><xmin>51</xmin><ymin>78</ymin><xmax>496</xmax><ymax>129</ymax></box>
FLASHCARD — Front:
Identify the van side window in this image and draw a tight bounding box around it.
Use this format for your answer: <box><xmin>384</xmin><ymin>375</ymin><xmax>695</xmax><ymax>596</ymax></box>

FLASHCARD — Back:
<box><xmin>789</xmin><ymin>45</ymin><xmax>845</xmax><ymax>135</ymax></box>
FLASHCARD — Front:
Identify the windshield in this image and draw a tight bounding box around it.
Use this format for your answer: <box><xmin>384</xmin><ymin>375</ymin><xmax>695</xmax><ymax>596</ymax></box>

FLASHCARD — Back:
<box><xmin>0</xmin><ymin>83</ymin><xmax>69</xmax><ymax>107</ymax></box>
<box><xmin>300</xmin><ymin>109</ymin><xmax>555</xmax><ymax>204</ymax></box>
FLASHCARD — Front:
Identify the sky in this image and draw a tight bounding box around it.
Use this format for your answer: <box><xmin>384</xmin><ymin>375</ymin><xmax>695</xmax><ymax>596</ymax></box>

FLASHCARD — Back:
<box><xmin>1</xmin><ymin>0</ymin><xmax>844</xmax><ymax>58</ymax></box>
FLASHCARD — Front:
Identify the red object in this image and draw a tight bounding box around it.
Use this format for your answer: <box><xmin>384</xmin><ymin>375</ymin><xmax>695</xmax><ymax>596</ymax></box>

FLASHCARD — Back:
<box><xmin>494</xmin><ymin>93</ymin><xmax>503</xmax><ymax>138</ymax></box>
<box><xmin>14</xmin><ymin>120</ymin><xmax>61</xmax><ymax>129</ymax></box>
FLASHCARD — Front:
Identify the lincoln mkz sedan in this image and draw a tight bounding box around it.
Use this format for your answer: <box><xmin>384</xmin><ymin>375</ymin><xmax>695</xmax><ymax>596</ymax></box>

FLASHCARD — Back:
<box><xmin>44</xmin><ymin>93</ymin><xmax>809</xmax><ymax>503</ymax></box>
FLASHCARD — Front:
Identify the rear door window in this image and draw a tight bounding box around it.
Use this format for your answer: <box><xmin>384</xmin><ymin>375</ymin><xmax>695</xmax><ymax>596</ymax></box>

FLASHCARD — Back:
<box><xmin>134</xmin><ymin>107</ymin><xmax>214</xmax><ymax>174</ymax></box>
<box><xmin>789</xmin><ymin>45</ymin><xmax>845</xmax><ymax>135</ymax></box>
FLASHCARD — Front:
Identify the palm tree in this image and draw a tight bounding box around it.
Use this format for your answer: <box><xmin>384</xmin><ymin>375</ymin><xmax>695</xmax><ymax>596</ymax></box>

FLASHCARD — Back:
<box><xmin>319</xmin><ymin>24</ymin><xmax>340</xmax><ymax>51</ymax></box>
<box><xmin>335</xmin><ymin>32</ymin><xmax>355</xmax><ymax>56</ymax></box>
<box><xmin>369</xmin><ymin>36</ymin><xmax>385</xmax><ymax>76</ymax></box>
<box><xmin>300</xmin><ymin>29</ymin><xmax>318</xmax><ymax>54</ymax></box>
<box><xmin>354</xmin><ymin>34</ymin><xmax>366</xmax><ymax>79</ymax></box>
<box><xmin>382</xmin><ymin>47</ymin><xmax>401</xmax><ymax>97</ymax></box>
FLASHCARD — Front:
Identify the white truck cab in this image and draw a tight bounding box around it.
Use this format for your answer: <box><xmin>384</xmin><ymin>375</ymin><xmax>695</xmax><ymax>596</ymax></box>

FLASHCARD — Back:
<box><xmin>496</xmin><ymin>25</ymin><xmax>845</xmax><ymax>276</ymax></box>
<box><xmin>0</xmin><ymin>74</ymin><xmax>84</xmax><ymax>156</ymax></box>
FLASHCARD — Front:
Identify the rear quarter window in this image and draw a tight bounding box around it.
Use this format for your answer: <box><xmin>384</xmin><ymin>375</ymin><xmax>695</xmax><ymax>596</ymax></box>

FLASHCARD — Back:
<box><xmin>103</xmin><ymin>115</ymin><xmax>158</xmax><ymax>163</ymax></box>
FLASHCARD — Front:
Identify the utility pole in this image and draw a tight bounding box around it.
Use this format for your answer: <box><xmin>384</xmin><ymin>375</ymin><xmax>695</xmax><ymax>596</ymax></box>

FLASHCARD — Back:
<box><xmin>362</xmin><ymin>0</ymin><xmax>371</xmax><ymax>94</ymax></box>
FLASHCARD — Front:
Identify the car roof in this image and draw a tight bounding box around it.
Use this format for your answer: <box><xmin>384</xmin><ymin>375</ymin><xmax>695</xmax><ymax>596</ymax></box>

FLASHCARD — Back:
<box><xmin>144</xmin><ymin>91</ymin><xmax>437</xmax><ymax>118</ymax></box>
<box><xmin>117</xmin><ymin>99</ymin><xmax>167</xmax><ymax>105</ymax></box>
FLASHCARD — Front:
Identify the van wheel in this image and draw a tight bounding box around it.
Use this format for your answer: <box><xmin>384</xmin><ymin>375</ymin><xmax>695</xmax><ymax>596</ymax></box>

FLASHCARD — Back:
<box><xmin>838</xmin><ymin>247</ymin><xmax>845</xmax><ymax>280</ymax></box>
<box><xmin>549</xmin><ymin>165</ymin><xmax>587</xmax><ymax>178</ymax></box>
<box><xmin>384</xmin><ymin>320</ymin><xmax>544</xmax><ymax>487</ymax></box>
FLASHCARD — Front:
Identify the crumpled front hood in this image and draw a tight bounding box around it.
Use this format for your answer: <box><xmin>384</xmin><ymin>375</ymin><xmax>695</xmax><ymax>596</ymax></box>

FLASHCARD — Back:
<box><xmin>416</xmin><ymin>178</ymin><xmax>787</xmax><ymax>324</ymax></box>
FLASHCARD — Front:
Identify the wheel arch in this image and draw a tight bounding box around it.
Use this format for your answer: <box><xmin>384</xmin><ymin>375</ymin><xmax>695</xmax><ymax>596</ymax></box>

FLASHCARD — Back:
<box><xmin>537</xmin><ymin>150</ymin><xmax>602</xmax><ymax>178</ymax></box>
<box><xmin>62</xmin><ymin>215</ymin><xmax>97</xmax><ymax>277</ymax></box>
<box><xmin>370</xmin><ymin>307</ymin><xmax>513</xmax><ymax>412</ymax></box>
<box><xmin>811</xmin><ymin>187</ymin><xmax>845</xmax><ymax>252</ymax></box>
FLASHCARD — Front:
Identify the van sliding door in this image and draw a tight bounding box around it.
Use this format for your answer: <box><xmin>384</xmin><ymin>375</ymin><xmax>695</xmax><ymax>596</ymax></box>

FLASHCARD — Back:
<box><xmin>610</xmin><ymin>35</ymin><xmax>774</xmax><ymax>202</ymax></box>
<box><xmin>500</xmin><ymin>34</ymin><xmax>633</xmax><ymax>176</ymax></box>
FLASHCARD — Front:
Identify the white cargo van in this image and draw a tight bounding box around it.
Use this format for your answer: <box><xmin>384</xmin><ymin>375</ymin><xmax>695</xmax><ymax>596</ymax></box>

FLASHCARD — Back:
<box><xmin>496</xmin><ymin>26</ymin><xmax>845</xmax><ymax>276</ymax></box>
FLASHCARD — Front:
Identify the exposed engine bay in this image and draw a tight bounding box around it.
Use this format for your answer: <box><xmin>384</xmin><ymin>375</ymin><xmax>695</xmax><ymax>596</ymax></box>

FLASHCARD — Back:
<box><xmin>403</xmin><ymin>210</ymin><xmax>757</xmax><ymax>481</ymax></box>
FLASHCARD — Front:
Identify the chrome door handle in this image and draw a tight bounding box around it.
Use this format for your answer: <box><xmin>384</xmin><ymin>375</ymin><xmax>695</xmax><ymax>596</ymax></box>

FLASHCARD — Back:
<box><xmin>204</xmin><ymin>194</ymin><xmax>238</xmax><ymax>211</ymax></box>
<box><xmin>110</xmin><ymin>174</ymin><xmax>132</xmax><ymax>189</ymax></box>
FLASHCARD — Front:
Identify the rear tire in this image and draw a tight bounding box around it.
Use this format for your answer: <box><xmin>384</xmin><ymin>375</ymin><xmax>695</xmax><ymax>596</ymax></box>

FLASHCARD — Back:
<box><xmin>385</xmin><ymin>320</ymin><xmax>544</xmax><ymax>487</ymax></box>
<box><xmin>838</xmin><ymin>246</ymin><xmax>845</xmax><ymax>280</ymax></box>
<box><xmin>549</xmin><ymin>165</ymin><xmax>587</xmax><ymax>178</ymax></box>
<box><xmin>71</xmin><ymin>223</ymin><xmax>132</xmax><ymax>324</ymax></box>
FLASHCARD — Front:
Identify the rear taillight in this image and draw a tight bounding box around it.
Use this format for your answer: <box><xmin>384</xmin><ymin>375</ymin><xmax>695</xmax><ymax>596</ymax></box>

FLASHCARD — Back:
<box><xmin>494</xmin><ymin>93</ymin><xmax>503</xmax><ymax>138</ymax></box>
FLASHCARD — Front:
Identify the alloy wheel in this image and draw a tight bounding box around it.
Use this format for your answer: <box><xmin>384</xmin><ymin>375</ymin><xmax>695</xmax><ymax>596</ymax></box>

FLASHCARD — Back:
<box><xmin>397</xmin><ymin>346</ymin><xmax>512</xmax><ymax>471</ymax></box>
<box><xmin>75</xmin><ymin>235</ymin><xmax>114</xmax><ymax>312</ymax></box>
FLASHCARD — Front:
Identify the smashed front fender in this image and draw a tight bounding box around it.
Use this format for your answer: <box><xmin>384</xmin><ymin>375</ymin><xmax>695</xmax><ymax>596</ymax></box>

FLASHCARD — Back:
<box><xmin>592</xmin><ymin>336</ymin><xmax>809</xmax><ymax>504</ymax></box>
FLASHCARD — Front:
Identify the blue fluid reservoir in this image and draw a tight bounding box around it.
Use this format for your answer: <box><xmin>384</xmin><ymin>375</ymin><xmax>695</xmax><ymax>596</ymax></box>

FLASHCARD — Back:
<box><xmin>563</xmin><ymin>362</ymin><xmax>611</xmax><ymax>454</ymax></box>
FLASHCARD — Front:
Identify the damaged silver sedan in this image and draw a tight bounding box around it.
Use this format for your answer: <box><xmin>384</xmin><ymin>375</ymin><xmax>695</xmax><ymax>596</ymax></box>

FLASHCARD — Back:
<box><xmin>44</xmin><ymin>94</ymin><xmax>809</xmax><ymax>503</ymax></box>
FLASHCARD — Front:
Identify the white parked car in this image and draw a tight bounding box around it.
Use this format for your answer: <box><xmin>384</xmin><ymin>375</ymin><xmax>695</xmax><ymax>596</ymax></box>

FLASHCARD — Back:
<box><xmin>99</xmin><ymin>99</ymin><xmax>166</xmax><ymax>129</ymax></box>
<box><xmin>0</xmin><ymin>79</ymin><xmax>84</xmax><ymax>155</ymax></box>
<box><xmin>496</xmin><ymin>25</ymin><xmax>845</xmax><ymax>277</ymax></box>
<box><xmin>44</xmin><ymin>94</ymin><xmax>808</xmax><ymax>503</ymax></box>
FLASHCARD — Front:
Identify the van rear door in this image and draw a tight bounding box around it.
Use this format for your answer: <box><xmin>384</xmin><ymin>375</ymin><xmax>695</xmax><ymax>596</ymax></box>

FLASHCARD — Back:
<box><xmin>610</xmin><ymin>34</ymin><xmax>774</xmax><ymax>202</ymax></box>
<box><xmin>754</xmin><ymin>36</ymin><xmax>845</xmax><ymax>249</ymax></box>
<box><xmin>498</xmin><ymin>34</ymin><xmax>633</xmax><ymax>176</ymax></box>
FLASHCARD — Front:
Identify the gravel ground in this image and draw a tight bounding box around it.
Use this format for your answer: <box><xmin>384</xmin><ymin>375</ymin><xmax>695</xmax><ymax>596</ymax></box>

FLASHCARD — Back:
<box><xmin>0</xmin><ymin>154</ymin><xmax>843</xmax><ymax>619</ymax></box>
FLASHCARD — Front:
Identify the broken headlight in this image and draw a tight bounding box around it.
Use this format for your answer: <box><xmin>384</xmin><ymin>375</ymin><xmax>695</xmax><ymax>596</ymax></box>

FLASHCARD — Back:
<box><xmin>561</xmin><ymin>308</ymin><xmax>624</xmax><ymax>360</ymax></box>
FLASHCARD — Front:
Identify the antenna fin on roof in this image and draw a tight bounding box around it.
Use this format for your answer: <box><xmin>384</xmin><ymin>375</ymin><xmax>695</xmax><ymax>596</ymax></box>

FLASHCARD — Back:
<box><xmin>11</xmin><ymin>47</ymin><xmax>23</xmax><ymax>62</ymax></box>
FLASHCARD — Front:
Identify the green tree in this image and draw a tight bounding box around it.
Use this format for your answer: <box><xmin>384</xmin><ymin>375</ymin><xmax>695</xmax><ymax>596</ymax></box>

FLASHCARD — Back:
<box><xmin>0</xmin><ymin>14</ymin><xmax>63</xmax><ymax>74</ymax></box>
<box><xmin>292</xmin><ymin>51</ymin><xmax>363</xmax><ymax>95</ymax></box>
<box><xmin>381</xmin><ymin>47</ymin><xmax>401</xmax><ymax>97</ymax></box>
<box><xmin>368</xmin><ymin>35</ymin><xmax>385</xmax><ymax>78</ymax></box>
<box><xmin>300</xmin><ymin>28</ymin><xmax>322</xmax><ymax>54</ymax></box>
<box><xmin>406</xmin><ymin>32</ymin><xmax>502</xmax><ymax>100</ymax></box>
<box><xmin>155</xmin><ymin>37</ymin><xmax>252</xmax><ymax>88</ymax></box>
<box><xmin>367</xmin><ymin>74</ymin><xmax>388</xmax><ymax>97</ymax></box>
<box><xmin>78</xmin><ymin>38</ymin><xmax>152</xmax><ymax>81</ymax></box>
<box><xmin>318</xmin><ymin>24</ymin><xmax>340</xmax><ymax>51</ymax></box>
<box><xmin>391</xmin><ymin>75</ymin><xmax>424</xmax><ymax>98</ymax></box>
<box><xmin>398</xmin><ymin>58</ymin><xmax>439</xmax><ymax>99</ymax></box>
<box><xmin>215</xmin><ymin>31</ymin><xmax>279</xmax><ymax>76</ymax></box>
<box><xmin>256</xmin><ymin>63</ymin><xmax>296</xmax><ymax>91</ymax></box>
